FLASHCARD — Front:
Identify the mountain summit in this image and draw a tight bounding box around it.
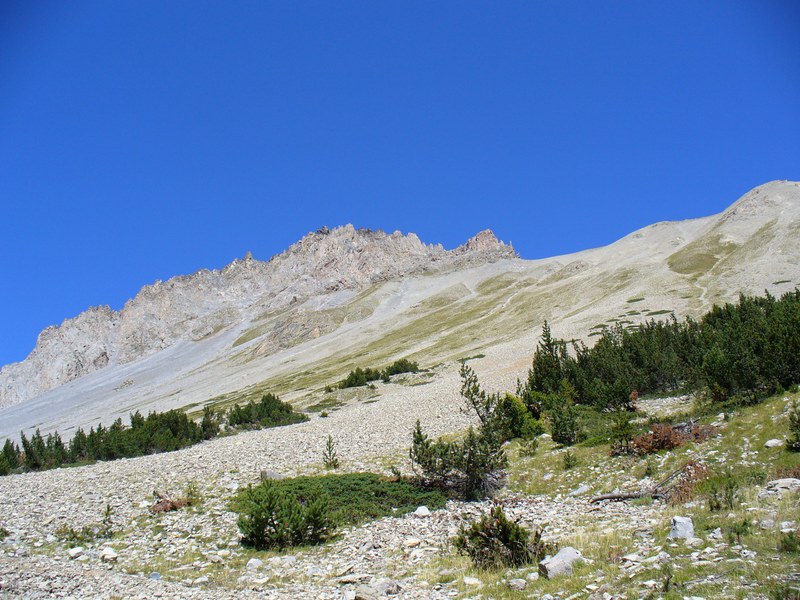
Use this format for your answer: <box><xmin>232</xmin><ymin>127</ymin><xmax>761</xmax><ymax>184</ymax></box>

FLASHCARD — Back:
<box><xmin>0</xmin><ymin>226</ymin><xmax>515</xmax><ymax>410</ymax></box>
<box><xmin>0</xmin><ymin>181</ymin><xmax>798</xmax><ymax>441</ymax></box>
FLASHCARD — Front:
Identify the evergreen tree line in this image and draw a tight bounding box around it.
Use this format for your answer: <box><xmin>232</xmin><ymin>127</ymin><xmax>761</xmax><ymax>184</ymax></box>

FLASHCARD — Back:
<box><xmin>519</xmin><ymin>290</ymin><xmax>800</xmax><ymax>413</ymax></box>
<box><xmin>0</xmin><ymin>393</ymin><xmax>308</xmax><ymax>476</ymax></box>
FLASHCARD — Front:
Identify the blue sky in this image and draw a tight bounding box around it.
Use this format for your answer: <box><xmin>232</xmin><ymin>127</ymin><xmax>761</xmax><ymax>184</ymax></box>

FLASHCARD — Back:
<box><xmin>1</xmin><ymin>1</ymin><xmax>799</xmax><ymax>367</ymax></box>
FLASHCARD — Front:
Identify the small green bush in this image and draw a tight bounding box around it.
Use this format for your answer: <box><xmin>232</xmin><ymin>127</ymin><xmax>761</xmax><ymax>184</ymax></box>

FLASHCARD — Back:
<box><xmin>382</xmin><ymin>358</ymin><xmax>419</xmax><ymax>379</ymax></box>
<box><xmin>494</xmin><ymin>394</ymin><xmax>544</xmax><ymax>441</ymax></box>
<box><xmin>519</xmin><ymin>437</ymin><xmax>539</xmax><ymax>457</ymax></box>
<box><xmin>704</xmin><ymin>471</ymin><xmax>739</xmax><ymax>512</ymax></box>
<box><xmin>726</xmin><ymin>517</ymin><xmax>752</xmax><ymax>544</ymax></box>
<box><xmin>184</xmin><ymin>481</ymin><xmax>202</xmax><ymax>506</ymax></box>
<box><xmin>609</xmin><ymin>410</ymin><xmax>635</xmax><ymax>454</ymax></box>
<box><xmin>410</xmin><ymin>421</ymin><xmax>506</xmax><ymax>500</ymax></box>
<box><xmin>235</xmin><ymin>481</ymin><xmax>333</xmax><ymax>550</ymax></box>
<box><xmin>788</xmin><ymin>400</ymin><xmax>800</xmax><ymax>452</ymax></box>
<box><xmin>454</xmin><ymin>505</ymin><xmax>552</xmax><ymax>569</ymax></box>
<box><xmin>200</xmin><ymin>405</ymin><xmax>220</xmax><ymax>440</ymax></box>
<box><xmin>548</xmin><ymin>400</ymin><xmax>580</xmax><ymax>446</ymax></box>
<box><xmin>322</xmin><ymin>435</ymin><xmax>339</xmax><ymax>469</ymax></box>
<box><xmin>56</xmin><ymin>503</ymin><xmax>115</xmax><ymax>547</ymax></box>
<box><xmin>779</xmin><ymin>530</ymin><xmax>800</xmax><ymax>553</ymax></box>
<box><xmin>562</xmin><ymin>449</ymin><xmax>578</xmax><ymax>470</ymax></box>
<box><xmin>227</xmin><ymin>393</ymin><xmax>308</xmax><ymax>430</ymax></box>
<box><xmin>339</xmin><ymin>367</ymin><xmax>382</xmax><ymax>389</ymax></box>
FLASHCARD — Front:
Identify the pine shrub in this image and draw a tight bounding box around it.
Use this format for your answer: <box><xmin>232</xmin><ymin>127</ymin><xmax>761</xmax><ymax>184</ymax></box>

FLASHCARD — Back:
<box><xmin>322</xmin><ymin>435</ymin><xmax>339</xmax><ymax>469</ymax></box>
<box><xmin>235</xmin><ymin>481</ymin><xmax>333</xmax><ymax>550</ymax></box>
<box><xmin>454</xmin><ymin>505</ymin><xmax>552</xmax><ymax>569</ymax></box>
<box><xmin>409</xmin><ymin>421</ymin><xmax>506</xmax><ymax>500</ymax></box>
<box><xmin>788</xmin><ymin>400</ymin><xmax>800</xmax><ymax>452</ymax></box>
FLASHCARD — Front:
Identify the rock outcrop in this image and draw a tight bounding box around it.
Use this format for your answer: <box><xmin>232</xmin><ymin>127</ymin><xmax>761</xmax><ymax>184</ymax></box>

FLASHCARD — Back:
<box><xmin>0</xmin><ymin>226</ymin><xmax>515</xmax><ymax>409</ymax></box>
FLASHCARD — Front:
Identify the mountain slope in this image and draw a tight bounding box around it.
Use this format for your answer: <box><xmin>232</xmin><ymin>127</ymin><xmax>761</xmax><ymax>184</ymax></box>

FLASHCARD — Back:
<box><xmin>1</xmin><ymin>180</ymin><xmax>798</xmax><ymax>441</ymax></box>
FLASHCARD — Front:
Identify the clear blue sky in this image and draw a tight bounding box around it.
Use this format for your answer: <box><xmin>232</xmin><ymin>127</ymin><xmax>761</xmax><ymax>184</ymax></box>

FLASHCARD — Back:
<box><xmin>1</xmin><ymin>1</ymin><xmax>799</xmax><ymax>367</ymax></box>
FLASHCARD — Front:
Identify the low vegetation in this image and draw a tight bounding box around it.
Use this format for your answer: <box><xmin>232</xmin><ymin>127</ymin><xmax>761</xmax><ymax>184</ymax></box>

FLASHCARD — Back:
<box><xmin>338</xmin><ymin>358</ymin><xmax>419</xmax><ymax>388</ymax></box>
<box><xmin>454</xmin><ymin>504</ymin><xmax>552</xmax><ymax>569</ymax></box>
<box><xmin>233</xmin><ymin>472</ymin><xmax>446</xmax><ymax>550</ymax></box>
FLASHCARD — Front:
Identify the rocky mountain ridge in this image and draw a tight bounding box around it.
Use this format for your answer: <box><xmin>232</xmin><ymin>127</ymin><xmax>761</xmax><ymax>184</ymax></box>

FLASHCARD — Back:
<box><xmin>0</xmin><ymin>226</ymin><xmax>514</xmax><ymax>409</ymax></box>
<box><xmin>1</xmin><ymin>181</ymin><xmax>798</xmax><ymax>439</ymax></box>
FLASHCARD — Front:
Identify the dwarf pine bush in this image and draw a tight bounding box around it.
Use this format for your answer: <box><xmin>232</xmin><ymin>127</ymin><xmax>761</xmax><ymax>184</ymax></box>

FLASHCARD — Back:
<box><xmin>454</xmin><ymin>505</ymin><xmax>552</xmax><ymax>569</ymax></box>
<box><xmin>235</xmin><ymin>482</ymin><xmax>333</xmax><ymax>550</ymax></box>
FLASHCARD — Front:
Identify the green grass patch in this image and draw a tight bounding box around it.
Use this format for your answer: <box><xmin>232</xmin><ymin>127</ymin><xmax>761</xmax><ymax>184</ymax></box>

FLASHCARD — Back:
<box><xmin>304</xmin><ymin>397</ymin><xmax>344</xmax><ymax>413</ymax></box>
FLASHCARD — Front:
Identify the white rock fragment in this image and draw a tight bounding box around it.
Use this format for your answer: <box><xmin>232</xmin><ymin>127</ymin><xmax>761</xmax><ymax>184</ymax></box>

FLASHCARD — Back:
<box><xmin>508</xmin><ymin>578</ymin><xmax>527</xmax><ymax>590</ymax></box>
<box><xmin>413</xmin><ymin>506</ymin><xmax>431</xmax><ymax>518</ymax></box>
<box><xmin>67</xmin><ymin>547</ymin><xmax>84</xmax><ymax>559</ymax></box>
<box><xmin>668</xmin><ymin>516</ymin><xmax>694</xmax><ymax>539</ymax></box>
<box><xmin>764</xmin><ymin>438</ymin><xmax>784</xmax><ymax>448</ymax></box>
<box><xmin>539</xmin><ymin>547</ymin><xmax>583</xmax><ymax>579</ymax></box>
<box><xmin>99</xmin><ymin>547</ymin><xmax>118</xmax><ymax>562</ymax></box>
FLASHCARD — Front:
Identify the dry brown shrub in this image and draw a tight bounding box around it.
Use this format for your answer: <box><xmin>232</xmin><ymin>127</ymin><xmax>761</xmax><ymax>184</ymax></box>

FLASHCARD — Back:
<box><xmin>149</xmin><ymin>495</ymin><xmax>188</xmax><ymax>514</ymax></box>
<box><xmin>775</xmin><ymin>464</ymin><xmax>800</xmax><ymax>479</ymax></box>
<box><xmin>688</xmin><ymin>424</ymin><xmax>717</xmax><ymax>442</ymax></box>
<box><xmin>666</xmin><ymin>461</ymin><xmax>709</xmax><ymax>504</ymax></box>
<box><xmin>631</xmin><ymin>422</ymin><xmax>717</xmax><ymax>456</ymax></box>
<box><xmin>632</xmin><ymin>424</ymin><xmax>684</xmax><ymax>454</ymax></box>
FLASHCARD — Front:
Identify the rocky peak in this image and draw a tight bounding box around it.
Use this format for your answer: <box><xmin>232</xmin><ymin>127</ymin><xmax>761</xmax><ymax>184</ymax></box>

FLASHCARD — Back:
<box><xmin>455</xmin><ymin>229</ymin><xmax>515</xmax><ymax>256</ymax></box>
<box><xmin>0</xmin><ymin>225</ymin><xmax>518</xmax><ymax>409</ymax></box>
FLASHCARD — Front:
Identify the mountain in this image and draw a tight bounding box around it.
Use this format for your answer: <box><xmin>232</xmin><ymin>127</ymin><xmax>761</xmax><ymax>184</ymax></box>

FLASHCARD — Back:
<box><xmin>1</xmin><ymin>181</ymin><xmax>798</xmax><ymax>441</ymax></box>
<box><xmin>0</xmin><ymin>226</ymin><xmax>514</xmax><ymax>410</ymax></box>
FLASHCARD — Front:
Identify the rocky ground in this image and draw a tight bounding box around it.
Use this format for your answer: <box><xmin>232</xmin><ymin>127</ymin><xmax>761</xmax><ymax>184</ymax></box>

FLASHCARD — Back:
<box><xmin>1</xmin><ymin>359</ymin><xmax>798</xmax><ymax>599</ymax></box>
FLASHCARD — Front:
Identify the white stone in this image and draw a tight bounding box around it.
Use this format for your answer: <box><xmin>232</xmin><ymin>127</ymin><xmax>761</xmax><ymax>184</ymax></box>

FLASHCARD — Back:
<box><xmin>100</xmin><ymin>547</ymin><xmax>118</xmax><ymax>562</ymax></box>
<box><xmin>764</xmin><ymin>439</ymin><xmax>784</xmax><ymax>448</ymax></box>
<box><xmin>463</xmin><ymin>576</ymin><xmax>482</xmax><ymax>586</ymax></box>
<box><xmin>413</xmin><ymin>506</ymin><xmax>431</xmax><ymax>518</ymax></box>
<box><xmin>246</xmin><ymin>558</ymin><xmax>263</xmax><ymax>571</ymax></box>
<box><xmin>67</xmin><ymin>547</ymin><xmax>84</xmax><ymax>559</ymax></box>
<box><xmin>570</xmin><ymin>484</ymin><xmax>590</xmax><ymax>496</ymax></box>
<box><xmin>668</xmin><ymin>516</ymin><xmax>694</xmax><ymax>539</ymax></box>
<box><xmin>508</xmin><ymin>578</ymin><xmax>527</xmax><ymax>590</ymax></box>
<box><xmin>539</xmin><ymin>547</ymin><xmax>583</xmax><ymax>579</ymax></box>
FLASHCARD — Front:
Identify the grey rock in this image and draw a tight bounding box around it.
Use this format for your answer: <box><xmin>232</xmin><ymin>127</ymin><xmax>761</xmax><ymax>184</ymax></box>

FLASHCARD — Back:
<box><xmin>67</xmin><ymin>547</ymin><xmax>84</xmax><ymax>559</ymax></box>
<box><xmin>570</xmin><ymin>484</ymin><xmax>590</xmax><ymax>496</ymax></box>
<box><xmin>260</xmin><ymin>470</ymin><xmax>284</xmax><ymax>481</ymax></box>
<box><xmin>539</xmin><ymin>547</ymin><xmax>583</xmax><ymax>578</ymax></box>
<box><xmin>766</xmin><ymin>478</ymin><xmax>800</xmax><ymax>493</ymax></box>
<box><xmin>99</xmin><ymin>547</ymin><xmax>118</xmax><ymax>562</ymax></box>
<box><xmin>764</xmin><ymin>439</ymin><xmax>784</xmax><ymax>448</ymax></box>
<box><xmin>668</xmin><ymin>516</ymin><xmax>694</xmax><ymax>539</ymax></box>
<box><xmin>508</xmin><ymin>578</ymin><xmax>527</xmax><ymax>590</ymax></box>
<box><xmin>354</xmin><ymin>584</ymin><xmax>378</xmax><ymax>600</ymax></box>
<box><xmin>372</xmin><ymin>578</ymin><xmax>401</xmax><ymax>595</ymax></box>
